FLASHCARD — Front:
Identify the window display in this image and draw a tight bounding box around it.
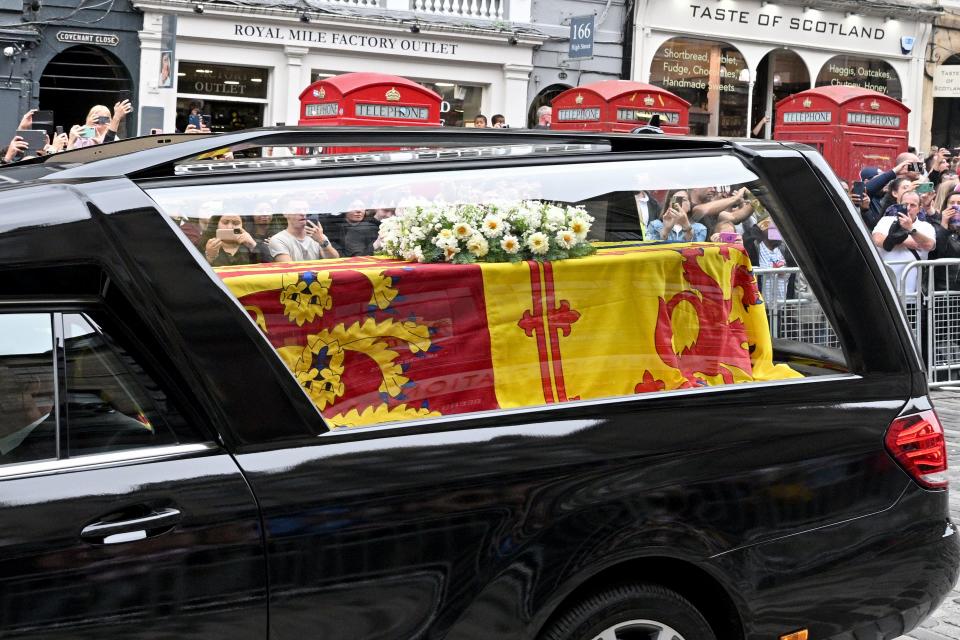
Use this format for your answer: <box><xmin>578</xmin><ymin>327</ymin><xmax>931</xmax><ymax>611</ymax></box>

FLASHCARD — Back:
<box><xmin>650</xmin><ymin>37</ymin><xmax>749</xmax><ymax>137</ymax></box>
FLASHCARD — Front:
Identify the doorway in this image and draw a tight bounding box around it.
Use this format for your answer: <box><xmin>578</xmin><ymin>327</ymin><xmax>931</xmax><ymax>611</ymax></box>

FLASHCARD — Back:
<box><xmin>528</xmin><ymin>84</ymin><xmax>570</xmax><ymax>128</ymax></box>
<box><xmin>750</xmin><ymin>50</ymin><xmax>810</xmax><ymax>138</ymax></box>
<box><xmin>39</xmin><ymin>45</ymin><xmax>133</xmax><ymax>135</ymax></box>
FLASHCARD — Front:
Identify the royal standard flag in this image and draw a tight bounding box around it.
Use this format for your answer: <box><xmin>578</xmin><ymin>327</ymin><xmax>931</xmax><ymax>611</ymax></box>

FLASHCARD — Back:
<box><xmin>217</xmin><ymin>243</ymin><xmax>801</xmax><ymax>428</ymax></box>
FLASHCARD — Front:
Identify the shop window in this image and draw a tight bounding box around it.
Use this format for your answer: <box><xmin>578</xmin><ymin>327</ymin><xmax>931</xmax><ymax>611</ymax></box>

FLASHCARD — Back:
<box><xmin>815</xmin><ymin>55</ymin><xmax>901</xmax><ymax>100</ymax></box>
<box><xmin>650</xmin><ymin>37</ymin><xmax>749</xmax><ymax>137</ymax></box>
<box><xmin>176</xmin><ymin>62</ymin><xmax>270</xmax><ymax>132</ymax></box>
<box><xmin>147</xmin><ymin>154</ymin><xmax>847</xmax><ymax>431</ymax></box>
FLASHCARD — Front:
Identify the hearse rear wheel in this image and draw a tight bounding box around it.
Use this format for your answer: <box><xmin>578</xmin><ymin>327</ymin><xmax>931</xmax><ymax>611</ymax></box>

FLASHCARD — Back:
<box><xmin>541</xmin><ymin>583</ymin><xmax>716</xmax><ymax>640</ymax></box>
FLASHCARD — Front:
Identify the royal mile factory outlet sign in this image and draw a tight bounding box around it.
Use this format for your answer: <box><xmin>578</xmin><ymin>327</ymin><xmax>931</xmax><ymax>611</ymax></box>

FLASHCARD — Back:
<box><xmin>230</xmin><ymin>23</ymin><xmax>460</xmax><ymax>57</ymax></box>
<box><xmin>650</xmin><ymin>1</ymin><xmax>911</xmax><ymax>58</ymax></box>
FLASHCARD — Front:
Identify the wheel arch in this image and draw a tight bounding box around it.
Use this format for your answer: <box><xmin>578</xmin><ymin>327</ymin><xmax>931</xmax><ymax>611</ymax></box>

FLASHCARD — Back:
<box><xmin>533</xmin><ymin>556</ymin><xmax>746</xmax><ymax>640</ymax></box>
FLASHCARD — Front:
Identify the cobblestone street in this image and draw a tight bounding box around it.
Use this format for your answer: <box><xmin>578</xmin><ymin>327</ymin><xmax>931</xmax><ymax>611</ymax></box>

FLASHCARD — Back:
<box><xmin>899</xmin><ymin>389</ymin><xmax>960</xmax><ymax>640</ymax></box>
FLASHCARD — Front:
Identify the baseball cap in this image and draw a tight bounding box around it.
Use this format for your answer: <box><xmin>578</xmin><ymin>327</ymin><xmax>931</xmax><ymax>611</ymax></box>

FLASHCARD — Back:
<box><xmin>860</xmin><ymin>166</ymin><xmax>881</xmax><ymax>181</ymax></box>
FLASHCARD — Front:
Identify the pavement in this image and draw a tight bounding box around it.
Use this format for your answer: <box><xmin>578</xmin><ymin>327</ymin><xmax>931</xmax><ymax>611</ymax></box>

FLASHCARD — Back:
<box><xmin>899</xmin><ymin>388</ymin><xmax>960</xmax><ymax>640</ymax></box>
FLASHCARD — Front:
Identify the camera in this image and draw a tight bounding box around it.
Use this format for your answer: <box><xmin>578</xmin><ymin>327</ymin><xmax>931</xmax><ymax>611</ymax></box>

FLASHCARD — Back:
<box><xmin>215</xmin><ymin>228</ymin><xmax>243</xmax><ymax>241</ymax></box>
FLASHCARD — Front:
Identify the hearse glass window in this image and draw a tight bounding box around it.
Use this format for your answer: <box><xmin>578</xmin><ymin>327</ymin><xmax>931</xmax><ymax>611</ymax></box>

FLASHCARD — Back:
<box><xmin>147</xmin><ymin>155</ymin><xmax>849</xmax><ymax>431</ymax></box>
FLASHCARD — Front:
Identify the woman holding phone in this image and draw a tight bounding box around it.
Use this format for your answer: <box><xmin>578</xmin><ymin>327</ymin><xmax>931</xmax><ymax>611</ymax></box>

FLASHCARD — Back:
<box><xmin>200</xmin><ymin>215</ymin><xmax>270</xmax><ymax>266</ymax></box>
<box><xmin>646</xmin><ymin>190</ymin><xmax>707</xmax><ymax>243</ymax></box>
<box><xmin>70</xmin><ymin>100</ymin><xmax>133</xmax><ymax>148</ymax></box>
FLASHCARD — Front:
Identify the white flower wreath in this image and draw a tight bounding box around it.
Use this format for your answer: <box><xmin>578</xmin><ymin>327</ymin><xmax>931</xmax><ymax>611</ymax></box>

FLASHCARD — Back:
<box><xmin>377</xmin><ymin>200</ymin><xmax>596</xmax><ymax>264</ymax></box>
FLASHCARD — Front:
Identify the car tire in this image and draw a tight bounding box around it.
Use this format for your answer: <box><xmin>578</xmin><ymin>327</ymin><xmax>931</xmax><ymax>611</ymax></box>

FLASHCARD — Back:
<box><xmin>540</xmin><ymin>583</ymin><xmax>716</xmax><ymax>640</ymax></box>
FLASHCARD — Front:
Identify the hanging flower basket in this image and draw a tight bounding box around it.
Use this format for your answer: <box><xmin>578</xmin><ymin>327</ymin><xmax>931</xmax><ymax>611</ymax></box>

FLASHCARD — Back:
<box><xmin>377</xmin><ymin>200</ymin><xmax>596</xmax><ymax>264</ymax></box>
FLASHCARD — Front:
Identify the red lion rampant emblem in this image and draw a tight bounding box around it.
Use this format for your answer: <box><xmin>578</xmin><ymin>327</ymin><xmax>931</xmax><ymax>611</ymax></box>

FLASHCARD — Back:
<box><xmin>636</xmin><ymin>247</ymin><xmax>760</xmax><ymax>392</ymax></box>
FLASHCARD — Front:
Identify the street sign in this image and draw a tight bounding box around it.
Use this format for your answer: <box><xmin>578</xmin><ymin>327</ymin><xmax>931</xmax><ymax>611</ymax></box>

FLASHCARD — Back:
<box><xmin>569</xmin><ymin>15</ymin><xmax>594</xmax><ymax>60</ymax></box>
<box><xmin>934</xmin><ymin>66</ymin><xmax>960</xmax><ymax>98</ymax></box>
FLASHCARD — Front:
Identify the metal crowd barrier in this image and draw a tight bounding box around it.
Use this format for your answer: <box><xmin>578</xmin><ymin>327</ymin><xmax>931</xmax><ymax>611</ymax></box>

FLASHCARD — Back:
<box><xmin>755</xmin><ymin>260</ymin><xmax>960</xmax><ymax>387</ymax></box>
<box><xmin>898</xmin><ymin>259</ymin><xmax>960</xmax><ymax>387</ymax></box>
<box><xmin>752</xmin><ymin>267</ymin><xmax>840</xmax><ymax>350</ymax></box>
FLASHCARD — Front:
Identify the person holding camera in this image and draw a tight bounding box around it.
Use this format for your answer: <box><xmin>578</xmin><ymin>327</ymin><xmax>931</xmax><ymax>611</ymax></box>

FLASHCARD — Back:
<box><xmin>865</xmin><ymin>154</ymin><xmax>924</xmax><ymax>221</ymax></box>
<box><xmin>872</xmin><ymin>189</ymin><xmax>936</xmax><ymax>297</ymax></box>
<box><xmin>200</xmin><ymin>215</ymin><xmax>269</xmax><ymax>266</ymax></box>
<box><xmin>71</xmin><ymin>99</ymin><xmax>133</xmax><ymax>149</ymax></box>
<box><xmin>647</xmin><ymin>190</ymin><xmax>707</xmax><ymax>243</ymax></box>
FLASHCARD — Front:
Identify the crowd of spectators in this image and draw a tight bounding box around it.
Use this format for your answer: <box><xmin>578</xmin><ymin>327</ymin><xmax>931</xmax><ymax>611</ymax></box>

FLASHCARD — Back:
<box><xmin>841</xmin><ymin>147</ymin><xmax>960</xmax><ymax>294</ymax></box>
<box><xmin>1</xmin><ymin>101</ymin><xmax>136</xmax><ymax>164</ymax></box>
<box><xmin>0</xmin><ymin>100</ymin><xmax>219</xmax><ymax>164</ymax></box>
<box><xmin>169</xmin><ymin>197</ymin><xmax>396</xmax><ymax>268</ymax></box>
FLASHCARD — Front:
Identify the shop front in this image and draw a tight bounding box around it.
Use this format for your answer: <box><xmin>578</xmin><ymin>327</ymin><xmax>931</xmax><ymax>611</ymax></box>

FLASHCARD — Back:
<box><xmin>632</xmin><ymin>0</ymin><xmax>935</xmax><ymax>145</ymax></box>
<box><xmin>0</xmin><ymin>10</ymin><xmax>142</xmax><ymax>137</ymax></box>
<box><xmin>134</xmin><ymin>3</ymin><xmax>543</xmax><ymax>133</ymax></box>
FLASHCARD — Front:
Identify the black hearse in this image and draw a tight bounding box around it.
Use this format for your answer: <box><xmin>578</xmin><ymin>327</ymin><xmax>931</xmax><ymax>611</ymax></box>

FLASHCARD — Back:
<box><xmin>0</xmin><ymin>128</ymin><xmax>954</xmax><ymax>640</ymax></box>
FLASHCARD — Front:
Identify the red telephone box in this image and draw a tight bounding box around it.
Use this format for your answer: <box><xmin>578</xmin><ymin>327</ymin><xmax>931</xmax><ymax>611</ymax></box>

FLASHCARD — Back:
<box><xmin>774</xmin><ymin>86</ymin><xmax>909</xmax><ymax>183</ymax></box>
<box><xmin>298</xmin><ymin>72</ymin><xmax>442</xmax><ymax>128</ymax></box>
<box><xmin>550</xmin><ymin>80</ymin><xmax>690</xmax><ymax>134</ymax></box>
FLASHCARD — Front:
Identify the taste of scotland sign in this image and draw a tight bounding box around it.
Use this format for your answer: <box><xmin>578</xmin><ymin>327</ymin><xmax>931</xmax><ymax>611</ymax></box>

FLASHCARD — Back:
<box><xmin>56</xmin><ymin>30</ymin><xmax>119</xmax><ymax>46</ymax></box>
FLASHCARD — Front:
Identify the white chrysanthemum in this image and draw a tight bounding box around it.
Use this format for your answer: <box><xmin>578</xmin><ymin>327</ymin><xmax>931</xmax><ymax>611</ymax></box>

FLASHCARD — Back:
<box><xmin>569</xmin><ymin>216</ymin><xmax>591</xmax><ymax>240</ymax></box>
<box><xmin>500</xmin><ymin>234</ymin><xmax>520</xmax><ymax>254</ymax></box>
<box><xmin>555</xmin><ymin>228</ymin><xmax>576</xmax><ymax>250</ymax></box>
<box><xmin>466</xmin><ymin>234</ymin><xmax>489</xmax><ymax>258</ymax></box>
<box><xmin>481</xmin><ymin>215</ymin><xmax>505</xmax><ymax>238</ymax></box>
<box><xmin>453</xmin><ymin>222</ymin><xmax>473</xmax><ymax>239</ymax></box>
<box><xmin>527</xmin><ymin>232</ymin><xmax>549</xmax><ymax>255</ymax></box>
<box><xmin>443</xmin><ymin>245</ymin><xmax>460</xmax><ymax>262</ymax></box>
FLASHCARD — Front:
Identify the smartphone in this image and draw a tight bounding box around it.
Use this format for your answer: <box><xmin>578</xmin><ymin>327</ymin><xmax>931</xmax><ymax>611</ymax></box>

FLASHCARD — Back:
<box><xmin>215</xmin><ymin>228</ymin><xmax>242</xmax><ymax>241</ymax></box>
<box><xmin>767</xmin><ymin>222</ymin><xmax>783</xmax><ymax>242</ymax></box>
<box><xmin>719</xmin><ymin>232</ymin><xmax>739</xmax><ymax>243</ymax></box>
<box><xmin>78</xmin><ymin>126</ymin><xmax>97</xmax><ymax>139</ymax></box>
<box><xmin>201</xmin><ymin>114</ymin><xmax>212</xmax><ymax>127</ymax></box>
<box><xmin>917</xmin><ymin>182</ymin><xmax>934</xmax><ymax>194</ymax></box>
<box><xmin>15</xmin><ymin>129</ymin><xmax>46</xmax><ymax>150</ymax></box>
<box><xmin>55</xmin><ymin>125</ymin><xmax>63</xmax><ymax>136</ymax></box>
<box><xmin>910</xmin><ymin>161</ymin><xmax>926</xmax><ymax>174</ymax></box>
<box><xmin>852</xmin><ymin>181</ymin><xmax>865</xmax><ymax>197</ymax></box>
<box><xmin>188</xmin><ymin>114</ymin><xmax>201</xmax><ymax>128</ymax></box>
<box><xmin>894</xmin><ymin>204</ymin><xmax>908</xmax><ymax>216</ymax></box>
<box><xmin>93</xmin><ymin>115</ymin><xmax>111</xmax><ymax>125</ymax></box>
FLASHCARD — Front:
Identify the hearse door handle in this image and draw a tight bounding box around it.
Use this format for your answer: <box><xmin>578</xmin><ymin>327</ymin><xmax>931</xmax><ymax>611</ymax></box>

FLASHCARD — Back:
<box><xmin>80</xmin><ymin>507</ymin><xmax>182</xmax><ymax>545</ymax></box>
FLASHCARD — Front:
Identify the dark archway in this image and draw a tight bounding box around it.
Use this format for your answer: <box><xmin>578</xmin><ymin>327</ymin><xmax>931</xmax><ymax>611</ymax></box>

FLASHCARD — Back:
<box><xmin>751</xmin><ymin>49</ymin><xmax>810</xmax><ymax>139</ymax></box>
<box><xmin>39</xmin><ymin>45</ymin><xmax>133</xmax><ymax>135</ymax></box>
<box><xmin>528</xmin><ymin>83</ymin><xmax>570</xmax><ymax>128</ymax></box>
<box><xmin>932</xmin><ymin>54</ymin><xmax>960</xmax><ymax>149</ymax></box>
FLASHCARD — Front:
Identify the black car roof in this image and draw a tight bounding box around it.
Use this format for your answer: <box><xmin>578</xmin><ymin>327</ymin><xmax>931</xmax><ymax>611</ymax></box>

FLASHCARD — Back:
<box><xmin>17</xmin><ymin>127</ymin><xmax>779</xmax><ymax>183</ymax></box>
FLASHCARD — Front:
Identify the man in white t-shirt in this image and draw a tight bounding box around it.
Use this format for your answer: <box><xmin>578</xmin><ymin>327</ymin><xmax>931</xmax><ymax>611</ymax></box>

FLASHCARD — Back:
<box><xmin>269</xmin><ymin>198</ymin><xmax>340</xmax><ymax>262</ymax></box>
<box><xmin>872</xmin><ymin>190</ymin><xmax>935</xmax><ymax>296</ymax></box>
